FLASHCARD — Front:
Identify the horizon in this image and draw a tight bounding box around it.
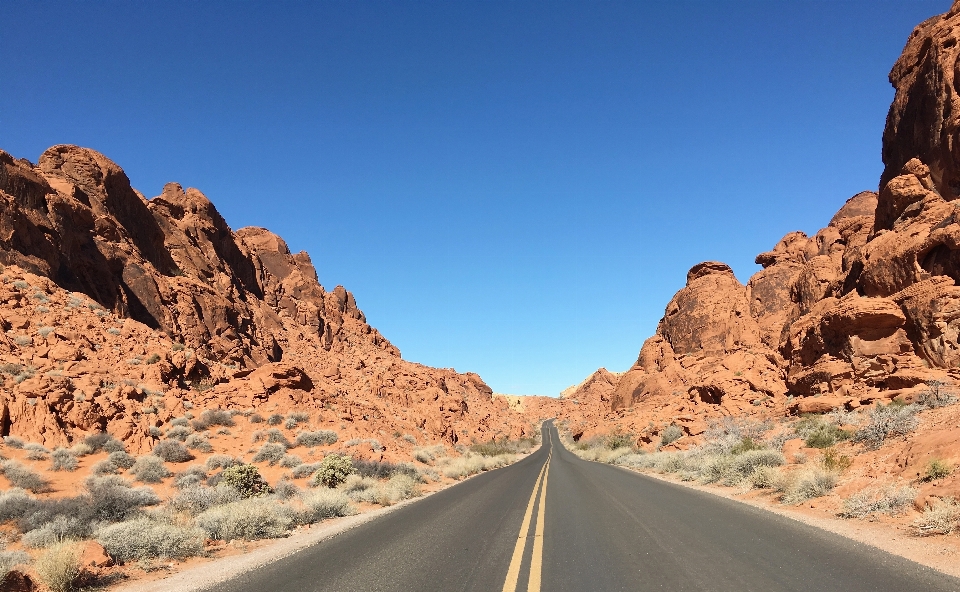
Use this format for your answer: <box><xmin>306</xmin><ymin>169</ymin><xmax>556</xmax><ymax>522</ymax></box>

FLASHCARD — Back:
<box><xmin>1</xmin><ymin>0</ymin><xmax>946</xmax><ymax>396</ymax></box>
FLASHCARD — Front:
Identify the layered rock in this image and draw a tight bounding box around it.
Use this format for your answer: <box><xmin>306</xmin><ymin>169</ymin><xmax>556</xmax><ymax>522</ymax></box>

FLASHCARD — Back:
<box><xmin>0</xmin><ymin>146</ymin><xmax>530</xmax><ymax>450</ymax></box>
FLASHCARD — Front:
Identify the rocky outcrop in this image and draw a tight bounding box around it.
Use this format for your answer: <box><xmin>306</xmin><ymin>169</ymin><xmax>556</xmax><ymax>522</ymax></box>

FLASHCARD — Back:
<box><xmin>0</xmin><ymin>146</ymin><xmax>531</xmax><ymax>450</ymax></box>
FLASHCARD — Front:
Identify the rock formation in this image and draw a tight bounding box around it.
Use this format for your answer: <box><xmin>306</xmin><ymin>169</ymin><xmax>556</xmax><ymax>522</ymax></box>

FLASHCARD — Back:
<box><xmin>0</xmin><ymin>146</ymin><xmax>530</xmax><ymax>451</ymax></box>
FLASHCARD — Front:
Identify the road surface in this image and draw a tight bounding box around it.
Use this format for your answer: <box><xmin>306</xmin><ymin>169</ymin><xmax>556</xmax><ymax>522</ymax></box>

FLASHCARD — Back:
<box><xmin>217</xmin><ymin>421</ymin><xmax>960</xmax><ymax>592</ymax></box>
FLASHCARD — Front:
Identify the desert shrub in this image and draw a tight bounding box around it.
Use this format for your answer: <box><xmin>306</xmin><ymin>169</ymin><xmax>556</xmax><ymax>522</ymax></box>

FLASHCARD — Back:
<box><xmin>173</xmin><ymin>465</ymin><xmax>209</xmax><ymax>489</ymax></box>
<box><xmin>605</xmin><ymin>432</ymin><xmax>634</xmax><ymax>450</ymax></box>
<box><xmin>0</xmin><ymin>550</ymin><xmax>30</xmax><ymax>579</ymax></box>
<box><xmin>914</xmin><ymin>498</ymin><xmax>960</xmax><ymax>536</ymax></box>
<box><xmin>839</xmin><ymin>485</ymin><xmax>917</xmax><ymax>519</ymax></box>
<box><xmin>252</xmin><ymin>443</ymin><xmax>287</xmax><ymax>465</ymax></box>
<box><xmin>220</xmin><ymin>464</ymin><xmax>271</xmax><ymax>498</ymax></box>
<box><xmin>340</xmin><ymin>474</ymin><xmax>381</xmax><ymax>503</ymax></box>
<box><xmin>196</xmin><ymin>498</ymin><xmax>294</xmax><ymax>541</ymax></box>
<box><xmin>291</xmin><ymin>462</ymin><xmax>323</xmax><ymax>479</ymax></box>
<box><xmin>21</xmin><ymin>515</ymin><xmax>85</xmax><ymax>549</ymax></box>
<box><xmin>470</xmin><ymin>438</ymin><xmax>535</xmax><ymax>457</ymax></box>
<box><xmin>273</xmin><ymin>479</ymin><xmax>300</xmax><ymax>500</ymax></box>
<box><xmin>853</xmin><ymin>404</ymin><xmax>919</xmax><ymax>450</ymax></box>
<box><xmin>205</xmin><ymin>454</ymin><xmax>240</xmax><ymax>471</ymax></box>
<box><xmin>660</xmin><ymin>425</ymin><xmax>684</xmax><ymax>447</ymax></box>
<box><xmin>249</xmin><ymin>413</ymin><xmax>264</xmax><ymax>424</ymax></box>
<box><xmin>0</xmin><ymin>488</ymin><xmax>35</xmax><ymax>523</ymax></box>
<box><xmin>344</xmin><ymin>439</ymin><xmax>361</xmax><ymax>447</ymax></box>
<box><xmin>312</xmin><ymin>454</ymin><xmax>354</xmax><ymax>488</ymax></box>
<box><xmin>383</xmin><ymin>474</ymin><xmax>422</xmax><ymax>503</ymax></box>
<box><xmin>2</xmin><ymin>436</ymin><xmax>25</xmax><ymax>449</ymax></box>
<box><xmin>1</xmin><ymin>461</ymin><xmax>50</xmax><ymax>492</ymax></box>
<box><xmin>352</xmin><ymin>458</ymin><xmax>418</xmax><ymax>481</ymax></box>
<box><xmin>170</xmin><ymin>416</ymin><xmax>190</xmax><ymax>427</ymax></box>
<box><xmin>70</xmin><ymin>443</ymin><xmax>93</xmax><ymax>457</ymax></box>
<box><xmin>130</xmin><ymin>456</ymin><xmax>171</xmax><ymax>483</ymax></box>
<box><xmin>748</xmin><ymin>465</ymin><xmax>782</xmax><ymax>489</ymax></box>
<box><xmin>50</xmin><ymin>448</ymin><xmax>78</xmax><ymax>472</ymax></box>
<box><xmin>191</xmin><ymin>409</ymin><xmax>235</xmax><ymax>431</ymax></box>
<box><xmin>439</xmin><ymin>453</ymin><xmax>514</xmax><ymax>479</ymax></box>
<box><xmin>782</xmin><ymin>468</ymin><xmax>838</xmax><ymax>504</ymax></box>
<box><xmin>413</xmin><ymin>445</ymin><xmax>445</xmax><ymax>464</ymax></box>
<box><xmin>265</xmin><ymin>428</ymin><xmax>292</xmax><ymax>448</ymax></box>
<box><xmin>145</xmin><ymin>353</ymin><xmax>161</xmax><ymax>365</ymax></box>
<box><xmin>295</xmin><ymin>430</ymin><xmax>338</xmax><ymax>448</ymax></box>
<box><xmin>24</xmin><ymin>443</ymin><xmax>50</xmax><ymax>460</ymax></box>
<box><xmin>152</xmin><ymin>440</ymin><xmax>194</xmax><ymax>463</ymax></box>
<box><xmin>267</xmin><ymin>413</ymin><xmax>283</xmax><ymax>426</ymax></box>
<box><xmin>97</xmin><ymin>518</ymin><xmax>205</xmax><ymax>562</ymax></box>
<box><xmin>402</xmin><ymin>434</ymin><xmax>417</xmax><ymax>445</ymax></box>
<box><xmin>297</xmin><ymin>488</ymin><xmax>355</xmax><ymax>523</ymax></box>
<box><xmin>168</xmin><ymin>485</ymin><xmax>240</xmax><ymax>515</ymax></box>
<box><xmin>165</xmin><ymin>425</ymin><xmax>193</xmax><ymax>442</ymax></box>
<box><xmin>85</xmin><ymin>475</ymin><xmax>160</xmax><ymax>522</ymax></box>
<box><xmin>34</xmin><ymin>542</ymin><xmax>81</xmax><ymax>592</ymax></box>
<box><xmin>722</xmin><ymin>449</ymin><xmax>785</xmax><ymax>485</ymax></box>
<box><xmin>285</xmin><ymin>412</ymin><xmax>311</xmax><ymax>429</ymax></box>
<box><xmin>91</xmin><ymin>460</ymin><xmax>118</xmax><ymax>475</ymax></box>
<box><xmin>573</xmin><ymin>446</ymin><xmax>632</xmax><ymax>464</ymax></box>
<box><xmin>820</xmin><ymin>449</ymin><xmax>853</xmax><ymax>472</ymax></box>
<box><xmin>83</xmin><ymin>432</ymin><xmax>124</xmax><ymax>453</ymax></box>
<box><xmin>104</xmin><ymin>451</ymin><xmax>134</xmax><ymax>471</ymax></box>
<box><xmin>279</xmin><ymin>454</ymin><xmax>303</xmax><ymax>468</ymax></box>
<box><xmin>924</xmin><ymin>458</ymin><xmax>954</xmax><ymax>482</ymax></box>
<box><xmin>916</xmin><ymin>380</ymin><xmax>957</xmax><ymax>409</ymax></box>
<box><xmin>184</xmin><ymin>433</ymin><xmax>213</xmax><ymax>453</ymax></box>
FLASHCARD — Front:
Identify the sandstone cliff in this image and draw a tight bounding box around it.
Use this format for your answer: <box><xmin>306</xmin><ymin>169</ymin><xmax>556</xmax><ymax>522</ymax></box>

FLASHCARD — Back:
<box><xmin>0</xmin><ymin>146</ymin><xmax>529</xmax><ymax>451</ymax></box>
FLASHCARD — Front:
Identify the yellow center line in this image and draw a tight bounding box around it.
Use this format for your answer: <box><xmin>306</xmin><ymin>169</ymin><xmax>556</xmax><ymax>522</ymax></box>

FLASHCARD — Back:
<box><xmin>501</xmin><ymin>428</ymin><xmax>552</xmax><ymax>592</ymax></box>
<box><xmin>528</xmin><ymin>452</ymin><xmax>550</xmax><ymax>592</ymax></box>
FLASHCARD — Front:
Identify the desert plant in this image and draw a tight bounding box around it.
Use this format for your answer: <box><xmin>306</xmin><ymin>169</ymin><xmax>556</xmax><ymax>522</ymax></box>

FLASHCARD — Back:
<box><xmin>853</xmin><ymin>403</ymin><xmax>919</xmax><ymax>449</ymax></box>
<box><xmin>50</xmin><ymin>448</ymin><xmax>78</xmax><ymax>472</ymax></box>
<box><xmin>839</xmin><ymin>485</ymin><xmax>917</xmax><ymax>519</ymax></box>
<box><xmin>184</xmin><ymin>433</ymin><xmax>213</xmax><ymax>453</ymax></box>
<box><xmin>24</xmin><ymin>443</ymin><xmax>50</xmax><ymax>460</ymax></box>
<box><xmin>249</xmin><ymin>413</ymin><xmax>265</xmax><ymax>424</ymax></box>
<box><xmin>917</xmin><ymin>380</ymin><xmax>957</xmax><ymax>409</ymax></box>
<box><xmin>173</xmin><ymin>465</ymin><xmax>209</xmax><ymax>489</ymax></box>
<box><xmin>401</xmin><ymin>434</ymin><xmax>417</xmax><ymax>445</ymax></box>
<box><xmin>83</xmin><ymin>432</ymin><xmax>124</xmax><ymax>453</ymax></box>
<box><xmin>168</xmin><ymin>485</ymin><xmax>240</xmax><ymax>515</ymax></box>
<box><xmin>273</xmin><ymin>478</ymin><xmax>300</xmax><ymax>500</ymax></box>
<box><xmin>291</xmin><ymin>462</ymin><xmax>323</xmax><ymax>479</ymax></box>
<box><xmin>820</xmin><ymin>449</ymin><xmax>853</xmax><ymax>473</ymax></box>
<box><xmin>267</xmin><ymin>413</ymin><xmax>283</xmax><ymax>426</ymax></box>
<box><xmin>1</xmin><ymin>461</ymin><xmax>50</xmax><ymax>492</ymax></box>
<box><xmin>191</xmin><ymin>409</ymin><xmax>235</xmax><ymax>431</ymax></box>
<box><xmin>782</xmin><ymin>468</ymin><xmax>838</xmax><ymax>504</ymax></box>
<box><xmin>297</xmin><ymin>488</ymin><xmax>355</xmax><ymax>523</ymax></box>
<box><xmin>196</xmin><ymin>498</ymin><xmax>294</xmax><ymax>541</ymax></box>
<box><xmin>606</xmin><ymin>432</ymin><xmax>634</xmax><ymax>450</ymax></box>
<box><xmin>312</xmin><ymin>454</ymin><xmax>354</xmax><ymax>488</ymax></box>
<box><xmin>205</xmin><ymin>454</ymin><xmax>240</xmax><ymax>471</ymax></box>
<box><xmin>97</xmin><ymin>518</ymin><xmax>205</xmax><ymax>562</ymax></box>
<box><xmin>165</xmin><ymin>425</ymin><xmax>193</xmax><ymax>442</ymax></box>
<box><xmin>352</xmin><ymin>458</ymin><xmax>419</xmax><ymax>481</ymax></box>
<box><xmin>33</xmin><ymin>542</ymin><xmax>81</xmax><ymax>592</ymax></box>
<box><xmin>914</xmin><ymin>498</ymin><xmax>960</xmax><ymax>536</ymax></box>
<box><xmin>220</xmin><ymin>464</ymin><xmax>271</xmax><ymax>498</ymax></box>
<box><xmin>0</xmin><ymin>550</ymin><xmax>30</xmax><ymax>580</ymax></box>
<box><xmin>660</xmin><ymin>425</ymin><xmax>684</xmax><ymax>447</ymax></box>
<box><xmin>91</xmin><ymin>459</ymin><xmax>119</xmax><ymax>475</ymax></box>
<box><xmin>924</xmin><ymin>458</ymin><xmax>954</xmax><ymax>482</ymax></box>
<box><xmin>130</xmin><ymin>456</ymin><xmax>171</xmax><ymax>483</ymax></box>
<box><xmin>252</xmin><ymin>443</ymin><xmax>287</xmax><ymax>465</ymax></box>
<box><xmin>3</xmin><ymin>436</ymin><xmax>25</xmax><ymax>449</ymax></box>
<box><xmin>152</xmin><ymin>440</ymin><xmax>194</xmax><ymax>463</ymax></box>
<box><xmin>295</xmin><ymin>430</ymin><xmax>338</xmax><ymax>448</ymax></box>
<box><xmin>279</xmin><ymin>454</ymin><xmax>303</xmax><ymax>468</ymax></box>
<box><xmin>85</xmin><ymin>475</ymin><xmax>161</xmax><ymax>522</ymax></box>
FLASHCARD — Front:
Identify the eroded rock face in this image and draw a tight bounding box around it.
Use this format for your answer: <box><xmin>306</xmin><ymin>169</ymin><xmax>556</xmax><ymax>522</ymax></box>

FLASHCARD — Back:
<box><xmin>0</xmin><ymin>146</ymin><xmax>533</xmax><ymax>449</ymax></box>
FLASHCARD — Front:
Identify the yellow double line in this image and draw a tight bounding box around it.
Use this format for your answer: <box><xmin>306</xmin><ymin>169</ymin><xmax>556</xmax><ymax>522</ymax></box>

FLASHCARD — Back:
<box><xmin>502</xmin><ymin>433</ymin><xmax>552</xmax><ymax>592</ymax></box>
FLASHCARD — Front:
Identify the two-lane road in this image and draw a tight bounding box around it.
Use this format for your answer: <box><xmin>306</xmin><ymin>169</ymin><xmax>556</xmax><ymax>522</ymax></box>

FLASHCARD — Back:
<box><xmin>218</xmin><ymin>421</ymin><xmax>960</xmax><ymax>591</ymax></box>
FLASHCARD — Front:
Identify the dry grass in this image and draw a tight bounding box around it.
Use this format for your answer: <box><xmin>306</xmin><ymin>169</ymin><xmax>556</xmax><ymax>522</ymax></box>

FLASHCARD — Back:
<box><xmin>34</xmin><ymin>541</ymin><xmax>81</xmax><ymax>592</ymax></box>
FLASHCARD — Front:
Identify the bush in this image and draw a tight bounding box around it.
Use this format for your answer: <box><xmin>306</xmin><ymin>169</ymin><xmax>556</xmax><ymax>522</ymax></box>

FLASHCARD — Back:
<box><xmin>152</xmin><ymin>440</ymin><xmax>194</xmax><ymax>463</ymax></box>
<box><xmin>24</xmin><ymin>443</ymin><xmax>50</xmax><ymax>460</ymax></box>
<box><xmin>285</xmin><ymin>412</ymin><xmax>311</xmax><ymax>429</ymax></box>
<box><xmin>97</xmin><ymin>518</ymin><xmax>205</xmax><ymax>562</ymax></box>
<box><xmin>267</xmin><ymin>414</ymin><xmax>283</xmax><ymax>426</ymax></box>
<box><xmin>173</xmin><ymin>465</ymin><xmax>208</xmax><ymax>489</ymax></box>
<box><xmin>820</xmin><ymin>449</ymin><xmax>853</xmax><ymax>472</ymax></box>
<box><xmin>782</xmin><ymin>469</ymin><xmax>838</xmax><ymax>504</ymax></box>
<box><xmin>660</xmin><ymin>425</ymin><xmax>684</xmax><ymax>447</ymax></box>
<box><xmin>191</xmin><ymin>409</ymin><xmax>235</xmax><ymax>431</ymax></box>
<box><xmin>165</xmin><ymin>425</ymin><xmax>193</xmax><ymax>442</ymax></box>
<box><xmin>402</xmin><ymin>434</ymin><xmax>417</xmax><ymax>445</ymax></box>
<box><xmin>273</xmin><ymin>479</ymin><xmax>300</xmax><ymax>500</ymax></box>
<box><xmin>50</xmin><ymin>448</ymin><xmax>78</xmax><ymax>472</ymax></box>
<box><xmin>470</xmin><ymin>438</ymin><xmax>535</xmax><ymax>457</ymax></box>
<box><xmin>352</xmin><ymin>458</ymin><xmax>419</xmax><ymax>481</ymax></box>
<box><xmin>606</xmin><ymin>432</ymin><xmax>634</xmax><ymax>450</ymax></box>
<box><xmin>853</xmin><ymin>404</ymin><xmax>919</xmax><ymax>450</ymax></box>
<box><xmin>279</xmin><ymin>454</ymin><xmax>303</xmax><ymax>468</ymax></box>
<box><xmin>295</xmin><ymin>430</ymin><xmax>338</xmax><ymax>448</ymax></box>
<box><xmin>85</xmin><ymin>475</ymin><xmax>160</xmax><ymax>522</ymax></box>
<box><xmin>220</xmin><ymin>464</ymin><xmax>271</xmax><ymax>498</ymax></box>
<box><xmin>83</xmin><ymin>432</ymin><xmax>124</xmax><ymax>453</ymax></box>
<box><xmin>130</xmin><ymin>456</ymin><xmax>171</xmax><ymax>483</ymax></box>
<box><xmin>916</xmin><ymin>380</ymin><xmax>957</xmax><ymax>409</ymax></box>
<box><xmin>21</xmin><ymin>516</ymin><xmax>82</xmax><ymax>548</ymax></box>
<box><xmin>91</xmin><ymin>459</ymin><xmax>119</xmax><ymax>475</ymax></box>
<box><xmin>1</xmin><ymin>461</ymin><xmax>50</xmax><ymax>492</ymax></box>
<box><xmin>297</xmin><ymin>488</ymin><xmax>355</xmax><ymax>523</ymax></box>
<box><xmin>196</xmin><ymin>498</ymin><xmax>294</xmax><ymax>541</ymax></box>
<box><xmin>291</xmin><ymin>462</ymin><xmax>322</xmax><ymax>479</ymax></box>
<box><xmin>249</xmin><ymin>413</ymin><xmax>264</xmax><ymax>424</ymax></box>
<box><xmin>184</xmin><ymin>433</ymin><xmax>213</xmax><ymax>453</ymax></box>
<box><xmin>108</xmin><ymin>450</ymin><xmax>136</xmax><ymax>469</ymax></box>
<box><xmin>34</xmin><ymin>542</ymin><xmax>81</xmax><ymax>592</ymax></box>
<box><xmin>914</xmin><ymin>498</ymin><xmax>960</xmax><ymax>536</ymax></box>
<box><xmin>168</xmin><ymin>485</ymin><xmax>240</xmax><ymax>515</ymax></box>
<box><xmin>265</xmin><ymin>428</ymin><xmax>292</xmax><ymax>448</ymax></box>
<box><xmin>413</xmin><ymin>445</ymin><xmax>445</xmax><ymax>464</ymax></box>
<box><xmin>252</xmin><ymin>443</ymin><xmax>287</xmax><ymax>465</ymax></box>
<box><xmin>439</xmin><ymin>454</ymin><xmax>514</xmax><ymax>479</ymax></box>
<box><xmin>0</xmin><ymin>550</ymin><xmax>30</xmax><ymax>579</ymax></box>
<box><xmin>205</xmin><ymin>454</ymin><xmax>240</xmax><ymax>471</ymax></box>
<box><xmin>924</xmin><ymin>458</ymin><xmax>954</xmax><ymax>482</ymax></box>
<box><xmin>312</xmin><ymin>454</ymin><xmax>354</xmax><ymax>488</ymax></box>
<box><xmin>2</xmin><ymin>436</ymin><xmax>25</xmax><ymax>449</ymax></box>
<box><xmin>840</xmin><ymin>485</ymin><xmax>917</xmax><ymax>519</ymax></box>
<box><xmin>0</xmin><ymin>488</ymin><xmax>34</xmax><ymax>523</ymax></box>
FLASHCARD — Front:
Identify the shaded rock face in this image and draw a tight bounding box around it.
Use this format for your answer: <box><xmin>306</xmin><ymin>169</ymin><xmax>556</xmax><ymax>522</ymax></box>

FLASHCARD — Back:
<box><xmin>0</xmin><ymin>146</ymin><xmax>529</xmax><ymax>449</ymax></box>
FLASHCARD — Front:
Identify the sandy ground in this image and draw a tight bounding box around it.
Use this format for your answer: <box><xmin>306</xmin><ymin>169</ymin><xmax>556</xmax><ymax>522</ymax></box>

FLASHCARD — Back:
<box><xmin>618</xmin><ymin>465</ymin><xmax>960</xmax><ymax>579</ymax></box>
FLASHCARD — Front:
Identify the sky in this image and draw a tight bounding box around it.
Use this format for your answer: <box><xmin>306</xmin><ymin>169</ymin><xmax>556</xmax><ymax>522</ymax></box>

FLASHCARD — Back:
<box><xmin>0</xmin><ymin>1</ymin><xmax>947</xmax><ymax>396</ymax></box>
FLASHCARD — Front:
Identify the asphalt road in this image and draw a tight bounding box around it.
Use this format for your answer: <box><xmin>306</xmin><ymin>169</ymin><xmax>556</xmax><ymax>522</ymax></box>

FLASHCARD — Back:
<box><xmin>217</xmin><ymin>421</ymin><xmax>960</xmax><ymax>592</ymax></box>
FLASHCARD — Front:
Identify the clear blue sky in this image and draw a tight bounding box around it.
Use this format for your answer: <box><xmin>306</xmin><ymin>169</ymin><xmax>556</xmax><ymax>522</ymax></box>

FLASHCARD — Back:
<box><xmin>1</xmin><ymin>1</ymin><xmax>945</xmax><ymax>395</ymax></box>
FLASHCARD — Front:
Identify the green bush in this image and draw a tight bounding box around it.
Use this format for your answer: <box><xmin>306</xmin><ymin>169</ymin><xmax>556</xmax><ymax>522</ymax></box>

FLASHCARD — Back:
<box><xmin>924</xmin><ymin>458</ymin><xmax>953</xmax><ymax>482</ymax></box>
<box><xmin>220</xmin><ymin>464</ymin><xmax>271</xmax><ymax>498</ymax></box>
<box><xmin>311</xmin><ymin>454</ymin><xmax>354</xmax><ymax>488</ymax></box>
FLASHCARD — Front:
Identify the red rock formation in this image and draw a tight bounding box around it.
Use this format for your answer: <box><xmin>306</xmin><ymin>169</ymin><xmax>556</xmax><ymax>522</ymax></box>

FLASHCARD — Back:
<box><xmin>0</xmin><ymin>146</ymin><xmax>531</xmax><ymax>450</ymax></box>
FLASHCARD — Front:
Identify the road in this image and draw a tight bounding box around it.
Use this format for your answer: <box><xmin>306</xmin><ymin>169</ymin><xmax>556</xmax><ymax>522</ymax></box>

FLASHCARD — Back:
<box><xmin>217</xmin><ymin>420</ymin><xmax>960</xmax><ymax>592</ymax></box>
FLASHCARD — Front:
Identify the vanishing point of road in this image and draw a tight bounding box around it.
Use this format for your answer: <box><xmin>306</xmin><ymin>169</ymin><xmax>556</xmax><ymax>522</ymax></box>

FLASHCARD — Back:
<box><xmin>217</xmin><ymin>421</ymin><xmax>960</xmax><ymax>592</ymax></box>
